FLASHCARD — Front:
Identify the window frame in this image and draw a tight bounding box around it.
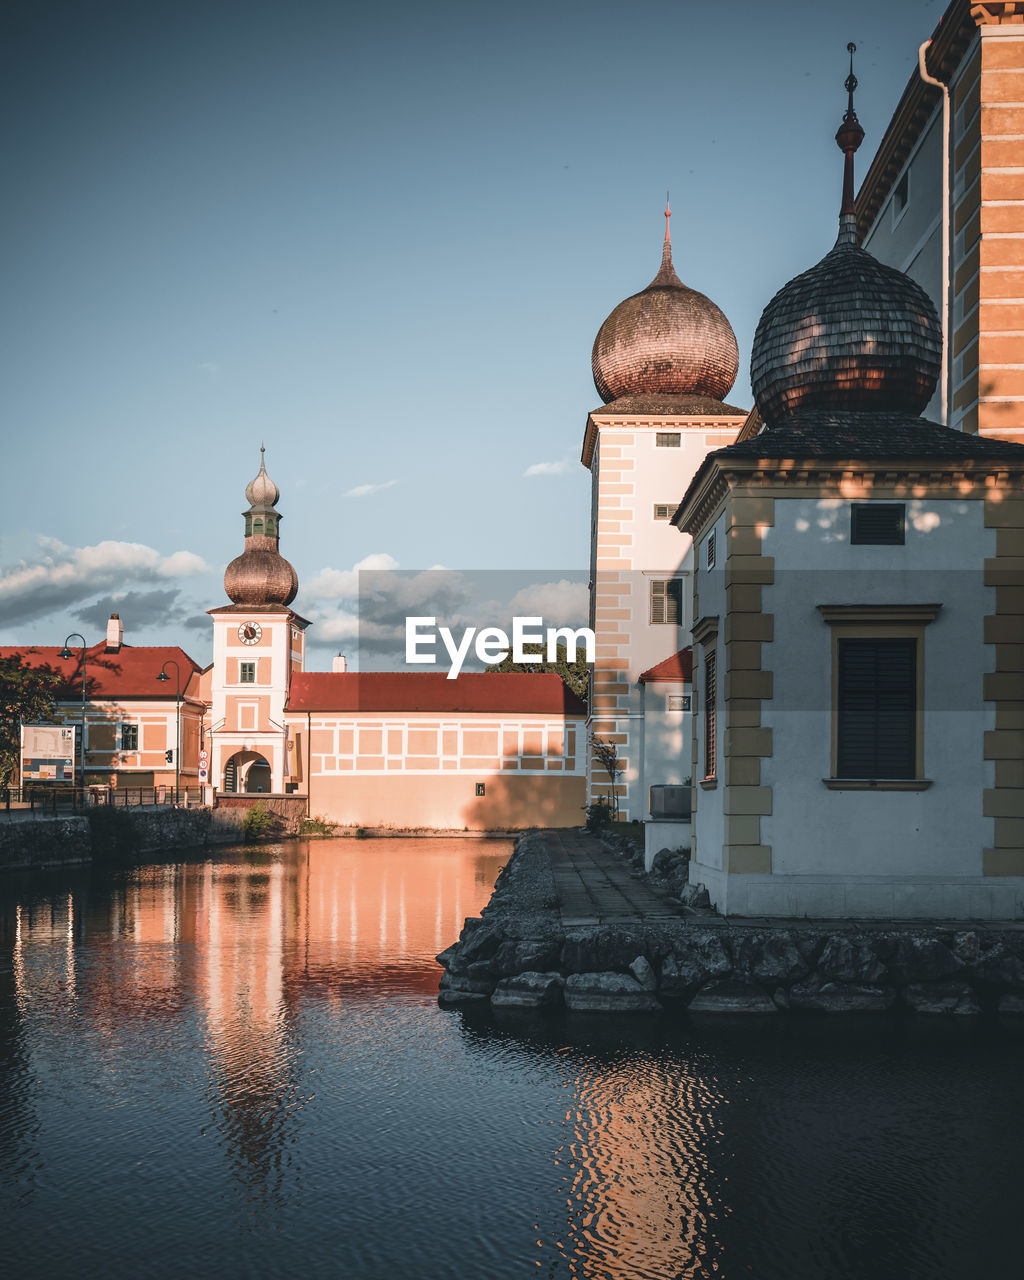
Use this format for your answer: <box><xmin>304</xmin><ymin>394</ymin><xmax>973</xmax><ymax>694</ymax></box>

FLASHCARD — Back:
<box><xmin>239</xmin><ymin>661</ymin><xmax>257</xmax><ymax>684</ymax></box>
<box><xmin>649</xmin><ymin>577</ymin><xmax>683</xmax><ymax>625</ymax></box>
<box><xmin>850</xmin><ymin>502</ymin><xmax>905</xmax><ymax>546</ymax></box>
<box><xmin>121</xmin><ymin>723</ymin><xmax>139</xmax><ymax>752</ymax></box>
<box><xmin>692</xmin><ymin>616</ymin><xmax>719</xmax><ymax>788</ymax></box>
<box><xmin>655</xmin><ymin>432</ymin><xmax>680</xmax><ymax>448</ymax></box>
<box><xmin>818</xmin><ymin>604</ymin><xmax>940</xmax><ymax>790</ymax></box>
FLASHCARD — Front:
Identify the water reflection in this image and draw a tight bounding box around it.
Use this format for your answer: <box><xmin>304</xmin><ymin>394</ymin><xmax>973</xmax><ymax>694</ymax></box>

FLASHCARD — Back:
<box><xmin>2</xmin><ymin>840</ymin><xmax>1023</xmax><ymax>1279</ymax></box>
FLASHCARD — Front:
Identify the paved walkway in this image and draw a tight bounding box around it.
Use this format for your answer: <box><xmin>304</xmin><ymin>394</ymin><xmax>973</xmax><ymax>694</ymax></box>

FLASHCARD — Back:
<box><xmin>544</xmin><ymin>829</ymin><xmax>685</xmax><ymax>926</ymax></box>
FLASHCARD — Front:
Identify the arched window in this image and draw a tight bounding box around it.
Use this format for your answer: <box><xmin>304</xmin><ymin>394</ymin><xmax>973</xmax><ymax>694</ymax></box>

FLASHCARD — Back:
<box><xmin>253</xmin><ymin>518</ymin><xmax>264</xmax><ymax>535</ymax></box>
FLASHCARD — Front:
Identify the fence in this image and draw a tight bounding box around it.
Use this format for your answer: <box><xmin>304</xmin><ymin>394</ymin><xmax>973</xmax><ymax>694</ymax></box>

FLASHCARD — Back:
<box><xmin>2</xmin><ymin>786</ymin><xmax>193</xmax><ymax>814</ymax></box>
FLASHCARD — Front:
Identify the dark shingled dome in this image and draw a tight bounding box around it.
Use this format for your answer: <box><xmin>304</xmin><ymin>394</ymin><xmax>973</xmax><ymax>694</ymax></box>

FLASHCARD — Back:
<box><xmin>592</xmin><ymin>230</ymin><xmax>739</xmax><ymax>404</ymax></box>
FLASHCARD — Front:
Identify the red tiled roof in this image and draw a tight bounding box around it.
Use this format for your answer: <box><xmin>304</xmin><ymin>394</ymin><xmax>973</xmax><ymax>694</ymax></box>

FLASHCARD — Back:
<box><xmin>638</xmin><ymin>647</ymin><xmax>692</xmax><ymax>683</ymax></box>
<box><xmin>0</xmin><ymin>644</ymin><xmax>204</xmax><ymax>702</ymax></box>
<box><xmin>287</xmin><ymin>671</ymin><xmax>588</xmax><ymax>716</ymax></box>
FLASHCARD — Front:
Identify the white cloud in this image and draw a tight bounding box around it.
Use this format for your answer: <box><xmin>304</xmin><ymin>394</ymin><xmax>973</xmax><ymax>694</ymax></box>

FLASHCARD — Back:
<box><xmin>197</xmin><ymin>361</ymin><xmax>220</xmax><ymax>375</ymax></box>
<box><xmin>0</xmin><ymin>537</ymin><xmax>211</xmax><ymax>626</ymax></box>
<box><xmin>523</xmin><ymin>460</ymin><xmax>569</xmax><ymax>477</ymax></box>
<box><xmin>305</xmin><ymin>552</ymin><xmax>401</xmax><ymax>600</ymax></box>
<box><xmin>344</xmin><ymin>479</ymin><xmax>399</xmax><ymax>498</ymax></box>
<box><xmin>506</xmin><ymin>579</ymin><xmax>589</xmax><ymax>628</ymax></box>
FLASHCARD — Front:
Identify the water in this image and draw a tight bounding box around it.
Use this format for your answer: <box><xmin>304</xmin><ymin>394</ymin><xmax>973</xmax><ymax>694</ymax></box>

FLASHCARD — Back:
<box><xmin>1</xmin><ymin>838</ymin><xmax>1022</xmax><ymax>1279</ymax></box>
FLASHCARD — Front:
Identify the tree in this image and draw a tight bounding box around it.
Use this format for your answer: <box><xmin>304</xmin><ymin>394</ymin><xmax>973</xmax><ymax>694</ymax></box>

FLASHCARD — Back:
<box><xmin>0</xmin><ymin>656</ymin><xmax>63</xmax><ymax>787</ymax></box>
<box><xmin>589</xmin><ymin>733</ymin><xmax>622</xmax><ymax>819</ymax></box>
<box><xmin>485</xmin><ymin>642</ymin><xmax>589</xmax><ymax>701</ymax></box>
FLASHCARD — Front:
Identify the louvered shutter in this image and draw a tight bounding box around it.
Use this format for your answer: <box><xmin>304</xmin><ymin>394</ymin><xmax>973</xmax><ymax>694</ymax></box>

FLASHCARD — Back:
<box><xmin>704</xmin><ymin>650</ymin><xmax>717</xmax><ymax>778</ymax></box>
<box><xmin>837</xmin><ymin>638</ymin><xmax>916</xmax><ymax>778</ymax></box>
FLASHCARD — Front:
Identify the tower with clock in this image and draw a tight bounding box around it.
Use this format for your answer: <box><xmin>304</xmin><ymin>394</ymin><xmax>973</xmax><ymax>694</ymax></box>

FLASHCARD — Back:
<box><xmin>207</xmin><ymin>449</ymin><xmax>309</xmax><ymax>794</ymax></box>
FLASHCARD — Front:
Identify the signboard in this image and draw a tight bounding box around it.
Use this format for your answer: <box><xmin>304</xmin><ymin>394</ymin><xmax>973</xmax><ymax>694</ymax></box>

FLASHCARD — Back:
<box><xmin>21</xmin><ymin>724</ymin><xmax>76</xmax><ymax>782</ymax></box>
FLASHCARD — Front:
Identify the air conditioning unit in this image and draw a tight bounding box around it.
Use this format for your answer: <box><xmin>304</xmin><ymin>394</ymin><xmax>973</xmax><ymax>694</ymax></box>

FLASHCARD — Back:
<box><xmin>649</xmin><ymin>784</ymin><xmax>691</xmax><ymax>820</ymax></box>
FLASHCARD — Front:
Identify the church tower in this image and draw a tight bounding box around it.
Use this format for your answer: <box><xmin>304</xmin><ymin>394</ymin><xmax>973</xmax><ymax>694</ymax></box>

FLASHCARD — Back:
<box><xmin>208</xmin><ymin>449</ymin><xmax>309</xmax><ymax>795</ymax></box>
<box><xmin>584</xmin><ymin>206</ymin><xmax>747</xmax><ymax>821</ymax></box>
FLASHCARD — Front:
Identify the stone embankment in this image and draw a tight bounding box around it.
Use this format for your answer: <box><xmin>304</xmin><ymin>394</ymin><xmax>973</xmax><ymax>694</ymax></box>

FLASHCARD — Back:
<box><xmin>0</xmin><ymin>805</ymin><xmax>246</xmax><ymax>870</ymax></box>
<box><xmin>436</xmin><ymin>831</ymin><xmax>1024</xmax><ymax>1016</ymax></box>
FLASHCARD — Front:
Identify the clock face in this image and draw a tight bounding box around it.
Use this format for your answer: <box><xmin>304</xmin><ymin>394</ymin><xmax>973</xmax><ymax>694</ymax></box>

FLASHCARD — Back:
<box><xmin>238</xmin><ymin>622</ymin><xmax>263</xmax><ymax>645</ymax></box>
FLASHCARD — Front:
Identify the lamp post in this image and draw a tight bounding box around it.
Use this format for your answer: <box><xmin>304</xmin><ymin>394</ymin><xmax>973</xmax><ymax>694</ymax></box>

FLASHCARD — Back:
<box><xmin>157</xmin><ymin>660</ymin><xmax>181</xmax><ymax>802</ymax></box>
<box><xmin>58</xmin><ymin>633</ymin><xmax>87</xmax><ymax>790</ymax></box>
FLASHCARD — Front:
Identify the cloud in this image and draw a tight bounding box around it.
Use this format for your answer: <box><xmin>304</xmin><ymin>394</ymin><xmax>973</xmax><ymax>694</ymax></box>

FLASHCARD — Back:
<box><xmin>523</xmin><ymin>460</ymin><xmax>569</xmax><ymax>477</ymax></box>
<box><xmin>76</xmin><ymin>589</ymin><xmax>185</xmax><ymax>630</ymax></box>
<box><xmin>0</xmin><ymin>537</ymin><xmax>211</xmax><ymax>627</ymax></box>
<box><xmin>198</xmin><ymin>362</ymin><xmax>220</xmax><ymax>374</ymax></box>
<box><xmin>344</xmin><ymin>479</ymin><xmax>399</xmax><ymax>499</ymax></box>
<box><xmin>304</xmin><ymin>552</ymin><xmax>401</xmax><ymax>601</ymax></box>
<box><xmin>506</xmin><ymin>579</ymin><xmax>589</xmax><ymax>628</ymax></box>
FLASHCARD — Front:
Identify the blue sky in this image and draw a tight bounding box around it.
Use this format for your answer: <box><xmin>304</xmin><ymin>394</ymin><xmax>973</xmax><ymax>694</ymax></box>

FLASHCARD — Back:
<box><xmin>0</xmin><ymin>0</ymin><xmax>948</xmax><ymax>665</ymax></box>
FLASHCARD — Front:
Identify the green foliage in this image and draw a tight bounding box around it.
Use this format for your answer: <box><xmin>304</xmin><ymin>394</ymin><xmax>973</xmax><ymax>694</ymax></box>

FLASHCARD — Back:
<box><xmin>589</xmin><ymin>734</ymin><xmax>622</xmax><ymax>819</ymax></box>
<box><xmin>0</xmin><ymin>655</ymin><xmax>63</xmax><ymax>788</ymax></box>
<box><xmin>584</xmin><ymin>798</ymin><xmax>614</xmax><ymax>831</ymax></box>
<box><xmin>485</xmin><ymin>643</ymin><xmax>589</xmax><ymax>701</ymax></box>
<box><xmin>354</xmin><ymin>827</ymin><xmax>367</xmax><ymax>839</ymax></box>
<box><xmin>299</xmin><ymin>815</ymin><xmax>336</xmax><ymax>835</ymax></box>
<box><xmin>243</xmin><ymin>801</ymin><xmax>274</xmax><ymax>840</ymax></box>
<box><xmin>87</xmin><ymin>806</ymin><xmax>138</xmax><ymax>859</ymax></box>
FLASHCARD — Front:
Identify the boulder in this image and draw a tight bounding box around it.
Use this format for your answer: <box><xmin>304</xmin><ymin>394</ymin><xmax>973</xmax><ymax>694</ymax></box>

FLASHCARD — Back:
<box><xmin>435</xmin><ymin>943</ymin><xmax>461</xmax><ymax>971</ymax></box>
<box><xmin>680</xmin><ymin>883</ymin><xmax>711</xmax><ymax>910</ymax></box>
<box><xmin>650</xmin><ymin>848</ymin><xmax>674</xmax><ymax>875</ymax></box>
<box><xmin>491</xmin><ymin>972</ymin><xmax>564</xmax><ymax>1010</ymax></box>
<box><xmin>563</xmin><ymin>972</ymin><xmax>661</xmax><ymax>1013</ymax></box>
<box><xmin>971</xmin><ymin>944</ymin><xmax>1024</xmax><ymax>989</ymax></box>
<box><xmin>439</xmin><ymin>973</ymin><xmax>495</xmax><ymax>996</ymax></box>
<box><xmin>903</xmin><ymin>981</ymin><xmax>981</xmax><ymax>1015</ymax></box>
<box><xmin>952</xmin><ymin>931</ymin><xmax>981</xmax><ymax>966</ymax></box>
<box><xmin>561</xmin><ymin>928</ymin><xmax>648</xmax><ymax>974</ymax></box>
<box><xmin>493</xmin><ymin>937</ymin><xmax>562</xmax><ymax>978</ymax></box>
<box><xmin>456</xmin><ymin>920</ymin><xmax>505</xmax><ymax>966</ymax></box>
<box><xmin>438</xmin><ymin>988</ymin><xmax>489</xmax><ymax>1009</ymax></box>
<box><xmin>629</xmin><ymin>956</ymin><xmax>658</xmax><ymax>991</ymax></box>
<box><xmin>687</xmin><ymin>980</ymin><xmax>777</xmax><ymax>1015</ymax></box>
<box><xmin>888</xmin><ymin>937</ymin><xmax>961</xmax><ymax>984</ymax></box>
<box><xmin>659</xmin><ymin>932</ymin><xmax>732</xmax><ymax>994</ymax></box>
<box><xmin>789</xmin><ymin>981</ymin><xmax>897</xmax><ymax>1013</ymax></box>
<box><xmin>732</xmin><ymin>932</ymin><xmax>808</xmax><ymax>983</ymax></box>
<box><xmin>816</xmin><ymin>937</ymin><xmax>886</xmax><ymax>985</ymax></box>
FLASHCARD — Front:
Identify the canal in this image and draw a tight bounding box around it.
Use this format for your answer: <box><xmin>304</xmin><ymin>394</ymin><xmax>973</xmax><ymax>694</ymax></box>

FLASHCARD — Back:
<box><xmin>1</xmin><ymin>837</ymin><xmax>1023</xmax><ymax>1278</ymax></box>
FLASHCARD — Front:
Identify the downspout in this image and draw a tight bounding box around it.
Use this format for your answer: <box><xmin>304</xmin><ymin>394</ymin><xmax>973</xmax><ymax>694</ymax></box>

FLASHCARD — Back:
<box><xmin>306</xmin><ymin>710</ymin><xmax>311</xmax><ymax>821</ymax></box>
<box><xmin>919</xmin><ymin>38</ymin><xmax>951</xmax><ymax>424</ymax></box>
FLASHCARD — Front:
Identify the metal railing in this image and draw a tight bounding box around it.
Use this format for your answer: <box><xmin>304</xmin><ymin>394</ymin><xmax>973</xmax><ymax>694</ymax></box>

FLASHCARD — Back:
<box><xmin>2</xmin><ymin>786</ymin><xmax>192</xmax><ymax>814</ymax></box>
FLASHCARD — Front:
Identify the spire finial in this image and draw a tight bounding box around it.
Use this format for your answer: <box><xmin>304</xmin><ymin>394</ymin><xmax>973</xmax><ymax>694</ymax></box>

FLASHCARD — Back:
<box><xmin>651</xmin><ymin>195</ymin><xmax>682</xmax><ymax>287</ymax></box>
<box><xmin>664</xmin><ymin>192</ymin><xmax>671</xmax><ymax>244</ymax></box>
<box><xmin>835</xmin><ymin>41</ymin><xmax>865</xmax><ymax>233</ymax></box>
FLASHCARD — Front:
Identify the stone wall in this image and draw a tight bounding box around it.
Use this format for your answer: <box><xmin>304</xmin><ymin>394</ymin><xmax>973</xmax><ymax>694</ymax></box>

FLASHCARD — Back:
<box><xmin>437</xmin><ymin>832</ymin><xmax>1024</xmax><ymax>1016</ymax></box>
<box><xmin>214</xmin><ymin>794</ymin><xmax>307</xmax><ymax>835</ymax></box>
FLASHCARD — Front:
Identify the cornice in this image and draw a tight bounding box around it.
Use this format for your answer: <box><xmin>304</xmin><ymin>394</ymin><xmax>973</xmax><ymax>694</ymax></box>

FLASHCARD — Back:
<box><xmin>581</xmin><ymin>411</ymin><xmax>747</xmax><ymax>469</ymax></box>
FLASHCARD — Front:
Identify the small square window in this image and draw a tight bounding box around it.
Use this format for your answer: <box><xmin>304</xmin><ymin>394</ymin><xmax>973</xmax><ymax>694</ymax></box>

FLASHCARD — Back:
<box><xmin>121</xmin><ymin>724</ymin><xmax>139</xmax><ymax>752</ymax></box>
<box><xmin>655</xmin><ymin>432</ymin><xmax>680</xmax><ymax>448</ymax></box>
<box><xmin>653</xmin><ymin>503</ymin><xmax>673</xmax><ymax>520</ymax></box>
<box><xmin>240</xmin><ymin>662</ymin><xmax>256</xmax><ymax>683</ymax></box>
<box><xmin>851</xmin><ymin>504</ymin><xmax>905</xmax><ymax>545</ymax></box>
<box><xmin>475</xmin><ymin>782</ymin><xmax>485</xmax><ymax>797</ymax></box>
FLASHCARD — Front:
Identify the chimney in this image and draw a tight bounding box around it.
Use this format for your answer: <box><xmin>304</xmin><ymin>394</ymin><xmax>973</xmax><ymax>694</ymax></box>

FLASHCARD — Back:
<box><xmin>332</xmin><ymin>653</ymin><xmax>348</xmax><ymax>673</ymax></box>
<box><xmin>106</xmin><ymin>613</ymin><xmax>123</xmax><ymax>652</ymax></box>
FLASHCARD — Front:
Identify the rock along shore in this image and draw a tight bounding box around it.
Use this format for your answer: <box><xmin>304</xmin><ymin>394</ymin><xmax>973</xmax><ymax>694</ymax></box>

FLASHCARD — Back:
<box><xmin>436</xmin><ymin>831</ymin><xmax>1024</xmax><ymax>1017</ymax></box>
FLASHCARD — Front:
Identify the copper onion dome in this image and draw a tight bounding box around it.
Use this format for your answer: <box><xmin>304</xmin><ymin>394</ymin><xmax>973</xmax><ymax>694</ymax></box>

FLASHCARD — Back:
<box><xmin>750</xmin><ymin>45</ymin><xmax>941</xmax><ymax>425</ymax></box>
<box><xmin>223</xmin><ymin>448</ymin><xmax>298</xmax><ymax>607</ymax></box>
<box><xmin>592</xmin><ymin>203</ymin><xmax>739</xmax><ymax>404</ymax></box>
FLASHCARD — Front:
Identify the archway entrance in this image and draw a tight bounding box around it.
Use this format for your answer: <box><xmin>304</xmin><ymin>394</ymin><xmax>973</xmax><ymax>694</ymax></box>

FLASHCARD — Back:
<box><xmin>223</xmin><ymin>751</ymin><xmax>272</xmax><ymax>794</ymax></box>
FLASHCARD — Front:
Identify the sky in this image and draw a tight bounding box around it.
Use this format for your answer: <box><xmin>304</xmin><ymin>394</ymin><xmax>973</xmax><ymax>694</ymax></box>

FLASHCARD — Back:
<box><xmin>0</xmin><ymin>0</ymin><xmax>950</xmax><ymax>667</ymax></box>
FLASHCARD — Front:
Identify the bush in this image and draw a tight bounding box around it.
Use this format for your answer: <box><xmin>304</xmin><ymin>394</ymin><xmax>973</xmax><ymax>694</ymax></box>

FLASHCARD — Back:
<box><xmin>243</xmin><ymin>802</ymin><xmax>274</xmax><ymax>840</ymax></box>
<box><xmin>299</xmin><ymin>814</ymin><xmax>336</xmax><ymax>836</ymax></box>
<box><xmin>584</xmin><ymin>798</ymin><xmax>614</xmax><ymax>832</ymax></box>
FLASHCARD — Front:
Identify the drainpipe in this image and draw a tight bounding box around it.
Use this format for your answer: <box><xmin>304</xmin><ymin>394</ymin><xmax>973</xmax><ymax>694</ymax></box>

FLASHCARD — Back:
<box><xmin>919</xmin><ymin>38</ymin><xmax>950</xmax><ymax>424</ymax></box>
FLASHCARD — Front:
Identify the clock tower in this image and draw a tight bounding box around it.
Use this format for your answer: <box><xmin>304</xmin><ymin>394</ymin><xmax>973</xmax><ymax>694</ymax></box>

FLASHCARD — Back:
<box><xmin>208</xmin><ymin>448</ymin><xmax>309</xmax><ymax>795</ymax></box>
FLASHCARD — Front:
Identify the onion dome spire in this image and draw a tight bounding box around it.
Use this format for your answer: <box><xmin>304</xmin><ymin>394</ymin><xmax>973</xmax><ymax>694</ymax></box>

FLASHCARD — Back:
<box><xmin>223</xmin><ymin>447</ymin><xmax>298</xmax><ymax>607</ymax></box>
<box><xmin>749</xmin><ymin>47</ymin><xmax>941</xmax><ymax>425</ymax></box>
<box><xmin>591</xmin><ymin>203</ymin><xmax>739</xmax><ymax>404</ymax></box>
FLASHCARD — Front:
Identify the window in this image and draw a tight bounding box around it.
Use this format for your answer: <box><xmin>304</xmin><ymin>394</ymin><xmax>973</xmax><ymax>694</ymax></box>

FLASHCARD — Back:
<box><xmin>703</xmin><ymin>650</ymin><xmax>717</xmax><ymax>780</ymax></box>
<box><xmin>818</xmin><ymin>604</ymin><xmax>939</xmax><ymax>789</ymax></box>
<box><xmin>837</xmin><ymin>638</ymin><xmax>915</xmax><ymax>778</ymax></box>
<box><xmin>121</xmin><ymin>724</ymin><xmax>138</xmax><ymax>752</ymax></box>
<box><xmin>892</xmin><ymin>170</ymin><xmax>910</xmax><ymax>224</ymax></box>
<box><xmin>650</xmin><ymin>578</ymin><xmax>683</xmax><ymax>625</ymax></box>
<box><xmin>656</xmin><ymin>432</ymin><xmax>680</xmax><ymax>447</ymax></box>
<box><xmin>667</xmin><ymin>693</ymin><xmax>691</xmax><ymax>712</ymax></box>
<box><xmin>851</xmin><ymin>503</ymin><xmax>905</xmax><ymax>545</ymax></box>
<box><xmin>240</xmin><ymin>662</ymin><xmax>256</xmax><ymax>683</ymax></box>
<box><xmin>653</xmin><ymin>503</ymin><xmax>673</xmax><ymax>520</ymax></box>
<box><xmin>706</xmin><ymin>530</ymin><xmax>717</xmax><ymax>568</ymax></box>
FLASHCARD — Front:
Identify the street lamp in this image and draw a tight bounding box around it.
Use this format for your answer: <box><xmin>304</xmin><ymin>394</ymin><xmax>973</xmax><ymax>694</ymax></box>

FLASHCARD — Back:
<box><xmin>58</xmin><ymin>633</ymin><xmax>87</xmax><ymax>789</ymax></box>
<box><xmin>157</xmin><ymin>660</ymin><xmax>181</xmax><ymax>802</ymax></box>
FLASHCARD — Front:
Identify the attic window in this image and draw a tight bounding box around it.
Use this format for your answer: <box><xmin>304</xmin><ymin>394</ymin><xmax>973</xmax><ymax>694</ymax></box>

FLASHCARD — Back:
<box><xmin>653</xmin><ymin>503</ymin><xmax>673</xmax><ymax>520</ymax></box>
<box><xmin>656</xmin><ymin>433</ymin><xmax>680</xmax><ymax>447</ymax></box>
<box><xmin>892</xmin><ymin>171</ymin><xmax>910</xmax><ymax>224</ymax></box>
<box><xmin>851</xmin><ymin>503</ymin><xmax>905</xmax><ymax>545</ymax></box>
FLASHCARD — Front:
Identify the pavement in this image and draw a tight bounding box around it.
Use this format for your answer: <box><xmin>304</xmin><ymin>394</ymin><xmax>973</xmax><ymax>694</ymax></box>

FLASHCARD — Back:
<box><xmin>544</xmin><ymin>828</ymin><xmax>686</xmax><ymax>926</ymax></box>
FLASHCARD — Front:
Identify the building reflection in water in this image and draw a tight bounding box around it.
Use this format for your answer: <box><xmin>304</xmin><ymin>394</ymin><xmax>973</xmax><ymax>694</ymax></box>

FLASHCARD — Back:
<box><xmin>1</xmin><ymin>839</ymin><xmax>509</xmax><ymax>1213</ymax></box>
